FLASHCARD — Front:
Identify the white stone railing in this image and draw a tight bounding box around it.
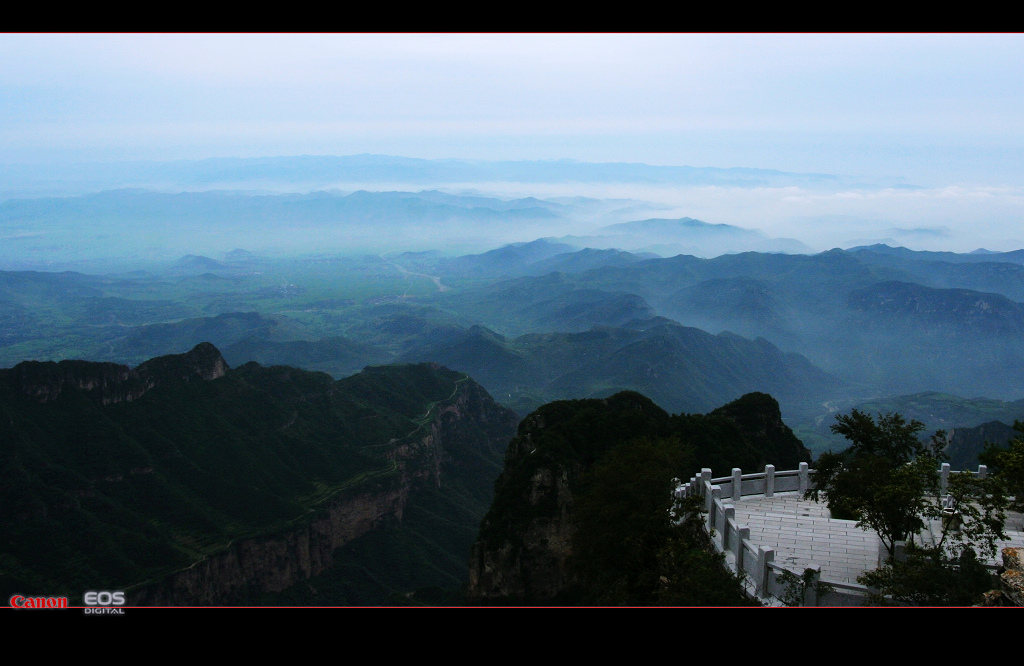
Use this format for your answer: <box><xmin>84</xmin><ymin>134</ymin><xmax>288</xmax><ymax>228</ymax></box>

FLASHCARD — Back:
<box><xmin>939</xmin><ymin>462</ymin><xmax>988</xmax><ymax>493</ymax></box>
<box><xmin>674</xmin><ymin>462</ymin><xmax>996</xmax><ymax>606</ymax></box>
<box><xmin>675</xmin><ymin>464</ymin><xmax>868</xmax><ymax>606</ymax></box>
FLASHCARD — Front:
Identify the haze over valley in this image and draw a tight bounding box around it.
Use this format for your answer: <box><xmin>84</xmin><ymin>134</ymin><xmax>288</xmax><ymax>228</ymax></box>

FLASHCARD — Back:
<box><xmin>5</xmin><ymin>166</ymin><xmax>1024</xmax><ymax>451</ymax></box>
<box><xmin>5</xmin><ymin>34</ymin><xmax>1024</xmax><ymax>605</ymax></box>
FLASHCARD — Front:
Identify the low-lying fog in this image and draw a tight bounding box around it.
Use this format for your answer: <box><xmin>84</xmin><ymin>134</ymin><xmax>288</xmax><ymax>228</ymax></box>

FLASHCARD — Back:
<box><xmin>2</xmin><ymin>156</ymin><xmax>1022</xmax><ymax>272</ymax></box>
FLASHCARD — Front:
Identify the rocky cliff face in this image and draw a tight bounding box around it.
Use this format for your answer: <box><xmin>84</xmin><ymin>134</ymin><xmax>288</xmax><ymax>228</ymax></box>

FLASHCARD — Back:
<box><xmin>0</xmin><ymin>346</ymin><xmax>518</xmax><ymax>605</ymax></box>
<box><xmin>133</xmin><ymin>368</ymin><xmax>518</xmax><ymax>605</ymax></box>
<box><xmin>709</xmin><ymin>392</ymin><xmax>812</xmax><ymax>470</ymax></box>
<box><xmin>468</xmin><ymin>394</ymin><xmax>656</xmax><ymax>603</ymax></box>
<box><xmin>467</xmin><ymin>446</ymin><xmax>577</xmax><ymax>602</ymax></box>
<box><xmin>133</xmin><ymin>484</ymin><xmax>412</xmax><ymax>605</ymax></box>
<box><xmin>0</xmin><ymin>341</ymin><xmax>227</xmax><ymax>405</ymax></box>
<box><xmin>467</xmin><ymin>391</ymin><xmax>809</xmax><ymax>604</ymax></box>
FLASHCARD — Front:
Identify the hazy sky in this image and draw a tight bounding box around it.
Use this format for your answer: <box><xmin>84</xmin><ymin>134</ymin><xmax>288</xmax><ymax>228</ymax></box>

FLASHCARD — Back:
<box><xmin>3</xmin><ymin>34</ymin><xmax>1024</xmax><ymax>252</ymax></box>
<box><xmin>3</xmin><ymin>33</ymin><xmax>1023</xmax><ymax>184</ymax></box>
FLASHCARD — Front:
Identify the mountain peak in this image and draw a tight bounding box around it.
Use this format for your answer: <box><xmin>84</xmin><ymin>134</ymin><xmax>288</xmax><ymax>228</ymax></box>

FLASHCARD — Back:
<box><xmin>136</xmin><ymin>342</ymin><xmax>229</xmax><ymax>384</ymax></box>
<box><xmin>0</xmin><ymin>343</ymin><xmax>228</xmax><ymax>405</ymax></box>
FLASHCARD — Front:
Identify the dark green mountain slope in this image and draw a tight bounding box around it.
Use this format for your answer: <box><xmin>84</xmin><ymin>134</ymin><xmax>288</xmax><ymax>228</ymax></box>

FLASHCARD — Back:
<box><xmin>467</xmin><ymin>390</ymin><xmax>809</xmax><ymax>604</ymax></box>
<box><xmin>832</xmin><ymin>281</ymin><xmax>1024</xmax><ymax>396</ymax></box>
<box><xmin>850</xmin><ymin>249</ymin><xmax>1024</xmax><ymax>301</ymax></box>
<box><xmin>102</xmin><ymin>311</ymin><xmax>315</xmax><ymax>364</ymax></box>
<box><xmin>398</xmin><ymin>319</ymin><xmax>843</xmax><ymax>417</ymax></box>
<box><xmin>438</xmin><ymin>271</ymin><xmax>656</xmax><ymax>337</ymax></box>
<box><xmin>0</xmin><ymin>344</ymin><xmax>519</xmax><ymax>604</ymax></box>
<box><xmin>221</xmin><ymin>336</ymin><xmax>391</xmax><ymax>379</ymax></box>
<box><xmin>846</xmin><ymin>281</ymin><xmax>1024</xmax><ymax>335</ymax></box>
<box><xmin>496</xmin><ymin>248</ymin><xmax>1024</xmax><ymax>399</ymax></box>
<box><xmin>849</xmin><ymin>392</ymin><xmax>1024</xmax><ymax>430</ymax></box>
<box><xmin>793</xmin><ymin>391</ymin><xmax>1024</xmax><ymax>458</ymax></box>
<box><xmin>946</xmin><ymin>421</ymin><xmax>1019</xmax><ymax>470</ymax></box>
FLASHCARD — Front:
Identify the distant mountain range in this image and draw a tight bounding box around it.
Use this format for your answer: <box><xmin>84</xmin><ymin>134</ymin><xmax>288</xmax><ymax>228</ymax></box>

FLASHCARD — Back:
<box><xmin>5</xmin><ymin>240</ymin><xmax>1024</xmax><ymax>449</ymax></box>
<box><xmin>0</xmin><ymin>154</ymin><xmax>857</xmax><ymax>199</ymax></box>
<box><xmin>0</xmin><ymin>188</ymin><xmax>814</xmax><ymax>264</ymax></box>
<box><xmin>396</xmin><ymin>319</ymin><xmax>843</xmax><ymax>417</ymax></box>
<box><xmin>559</xmin><ymin>217</ymin><xmax>812</xmax><ymax>257</ymax></box>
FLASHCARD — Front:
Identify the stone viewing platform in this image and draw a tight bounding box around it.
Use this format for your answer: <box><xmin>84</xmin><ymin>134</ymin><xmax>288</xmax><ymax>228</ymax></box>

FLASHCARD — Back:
<box><xmin>732</xmin><ymin>493</ymin><xmax>878</xmax><ymax>586</ymax></box>
<box><xmin>675</xmin><ymin>464</ymin><xmax>1024</xmax><ymax>606</ymax></box>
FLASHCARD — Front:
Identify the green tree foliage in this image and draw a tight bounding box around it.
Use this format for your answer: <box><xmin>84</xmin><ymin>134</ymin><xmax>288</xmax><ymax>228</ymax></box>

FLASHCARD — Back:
<box><xmin>656</xmin><ymin>497</ymin><xmax>758</xmax><ymax>606</ymax></box>
<box><xmin>933</xmin><ymin>470</ymin><xmax>1007</xmax><ymax>563</ymax></box>
<box><xmin>474</xmin><ymin>391</ymin><xmax>808</xmax><ymax>605</ymax></box>
<box><xmin>570</xmin><ymin>438</ymin><xmax>754</xmax><ymax>606</ymax></box>
<box><xmin>811</xmin><ymin>409</ymin><xmax>1009</xmax><ymax>605</ymax></box>
<box><xmin>808</xmin><ymin>410</ymin><xmax>944</xmax><ymax>557</ymax></box>
<box><xmin>776</xmin><ymin>568</ymin><xmax>836</xmax><ymax>607</ymax></box>
<box><xmin>980</xmin><ymin>421</ymin><xmax>1024</xmax><ymax>513</ymax></box>
<box><xmin>858</xmin><ymin>470</ymin><xmax>1008</xmax><ymax>605</ymax></box>
<box><xmin>858</xmin><ymin>546</ymin><xmax>995</xmax><ymax>606</ymax></box>
<box><xmin>0</xmin><ymin>355</ymin><xmax>516</xmax><ymax>602</ymax></box>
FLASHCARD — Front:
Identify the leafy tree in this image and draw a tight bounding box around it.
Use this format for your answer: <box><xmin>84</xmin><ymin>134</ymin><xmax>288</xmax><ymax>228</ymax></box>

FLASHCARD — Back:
<box><xmin>777</xmin><ymin>568</ymin><xmax>836</xmax><ymax>607</ymax></box>
<box><xmin>858</xmin><ymin>545</ymin><xmax>995</xmax><ymax>606</ymax></box>
<box><xmin>980</xmin><ymin>421</ymin><xmax>1024</xmax><ymax>513</ymax></box>
<box><xmin>570</xmin><ymin>436</ymin><xmax>754</xmax><ymax>605</ymax></box>
<box><xmin>655</xmin><ymin>495</ymin><xmax>758</xmax><ymax>606</ymax></box>
<box><xmin>931</xmin><ymin>469</ymin><xmax>1007</xmax><ymax>563</ymax></box>
<box><xmin>807</xmin><ymin>410</ymin><xmax>944</xmax><ymax>558</ymax></box>
<box><xmin>811</xmin><ymin>409</ymin><xmax>1009</xmax><ymax>605</ymax></box>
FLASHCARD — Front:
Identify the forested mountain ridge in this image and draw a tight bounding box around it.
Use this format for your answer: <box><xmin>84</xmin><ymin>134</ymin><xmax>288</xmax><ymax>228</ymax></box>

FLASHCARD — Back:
<box><xmin>5</xmin><ymin>239</ymin><xmax>1024</xmax><ymax>460</ymax></box>
<box><xmin>0</xmin><ymin>345</ymin><xmax>519</xmax><ymax>604</ymax></box>
<box><xmin>468</xmin><ymin>391</ymin><xmax>809</xmax><ymax>604</ymax></box>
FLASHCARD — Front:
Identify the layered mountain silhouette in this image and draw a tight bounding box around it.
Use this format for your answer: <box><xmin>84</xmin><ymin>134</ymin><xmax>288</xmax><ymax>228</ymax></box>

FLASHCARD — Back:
<box><xmin>0</xmin><ymin>344</ymin><xmax>518</xmax><ymax>604</ymax></box>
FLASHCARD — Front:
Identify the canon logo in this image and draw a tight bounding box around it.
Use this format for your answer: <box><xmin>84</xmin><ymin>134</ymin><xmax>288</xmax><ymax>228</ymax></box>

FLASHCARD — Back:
<box><xmin>9</xmin><ymin>595</ymin><xmax>68</xmax><ymax>609</ymax></box>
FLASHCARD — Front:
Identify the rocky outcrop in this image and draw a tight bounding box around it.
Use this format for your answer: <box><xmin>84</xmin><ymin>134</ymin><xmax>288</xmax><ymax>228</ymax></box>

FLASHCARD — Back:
<box><xmin>467</xmin><ymin>457</ymin><xmax>577</xmax><ymax>602</ymax></box>
<box><xmin>710</xmin><ymin>392</ymin><xmax>812</xmax><ymax>470</ymax></box>
<box><xmin>133</xmin><ymin>484</ymin><xmax>411</xmax><ymax>605</ymax></box>
<box><xmin>0</xmin><ymin>342</ymin><xmax>227</xmax><ymax>405</ymax></box>
<box><xmin>978</xmin><ymin>547</ymin><xmax>1024</xmax><ymax>606</ymax></box>
<box><xmin>133</xmin><ymin>367</ymin><xmax>518</xmax><ymax>605</ymax></box>
<box><xmin>1000</xmin><ymin>547</ymin><xmax>1024</xmax><ymax>606</ymax></box>
<box><xmin>467</xmin><ymin>390</ymin><xmax>809</xmax><ymax>604</ymax></box>
<box><xmin>467</xmin><ymin>393</ymin><xmax>659</xmax><ymax>603</ymax></box>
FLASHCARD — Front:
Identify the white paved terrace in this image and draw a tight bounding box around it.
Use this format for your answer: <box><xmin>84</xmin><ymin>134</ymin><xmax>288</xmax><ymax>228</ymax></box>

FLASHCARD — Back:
<box><xmin>731</xmin><ymin>493</ymin><xmax>877</xmax><ymax>584</ymax></box>
<box><xmin>731</xmin><ymin>491</ymin><xmax>1024</xmax><ymax>585</ymax></box>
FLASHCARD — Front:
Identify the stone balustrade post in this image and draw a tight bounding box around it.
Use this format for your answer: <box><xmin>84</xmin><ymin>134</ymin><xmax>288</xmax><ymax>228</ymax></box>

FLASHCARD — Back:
<box><xmin>732</xmin><ymin>468</ymin><xmax>743</xmax><ymax>501</ymax></box>
<box><xmin>941</xmin><ymin>462</ymin><xmax>950</xmax><ymax>494</ymax></box>
<box><xmin>978</xmin><ymin>464</ymin><xmax>988</xmax><ymax>479</ymax></box>
<box><xmin>756</xmin><ymin>547</ymin><xmax>774</xmax><ymax>597</ymax></box>
<box><xmin>765</xmin><ymin>464</ymin><xmax>775</xmax><ymax>498</ymax></box>
<box><xmin>708</xmin><ymin>486</ymin><xmax>721</xmax><ymax>534</ymax></box>
<box><xmin>798</xmin><ymin>462</ymin><xmax>809</xmax><ymax>494</ymax></box>
<box><xmin>736</xmin><ymin>526</ymin><xmax>750</xmax><ymax>572</ymax></box>
<box><xmin>722</xmin><ymin>504</ymin><xmax>735</xmax><ymax>550</ymax></box>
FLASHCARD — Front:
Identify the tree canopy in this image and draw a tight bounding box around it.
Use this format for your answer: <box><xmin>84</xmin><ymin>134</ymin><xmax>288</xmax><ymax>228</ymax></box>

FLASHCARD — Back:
<box><xmin>810</xmin><ymin>409</ymin><xmax>1011</xmax><ymax>605</ymax></box>
<box><xmin>980</xmin><ymin>421</ymin><xmax>1024</xmax><ymax>513</ymax></box>
<box><xmin>808</xmin><ymin>410</ymin><xmax>944</xmax><ymax>557</ymax></box>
